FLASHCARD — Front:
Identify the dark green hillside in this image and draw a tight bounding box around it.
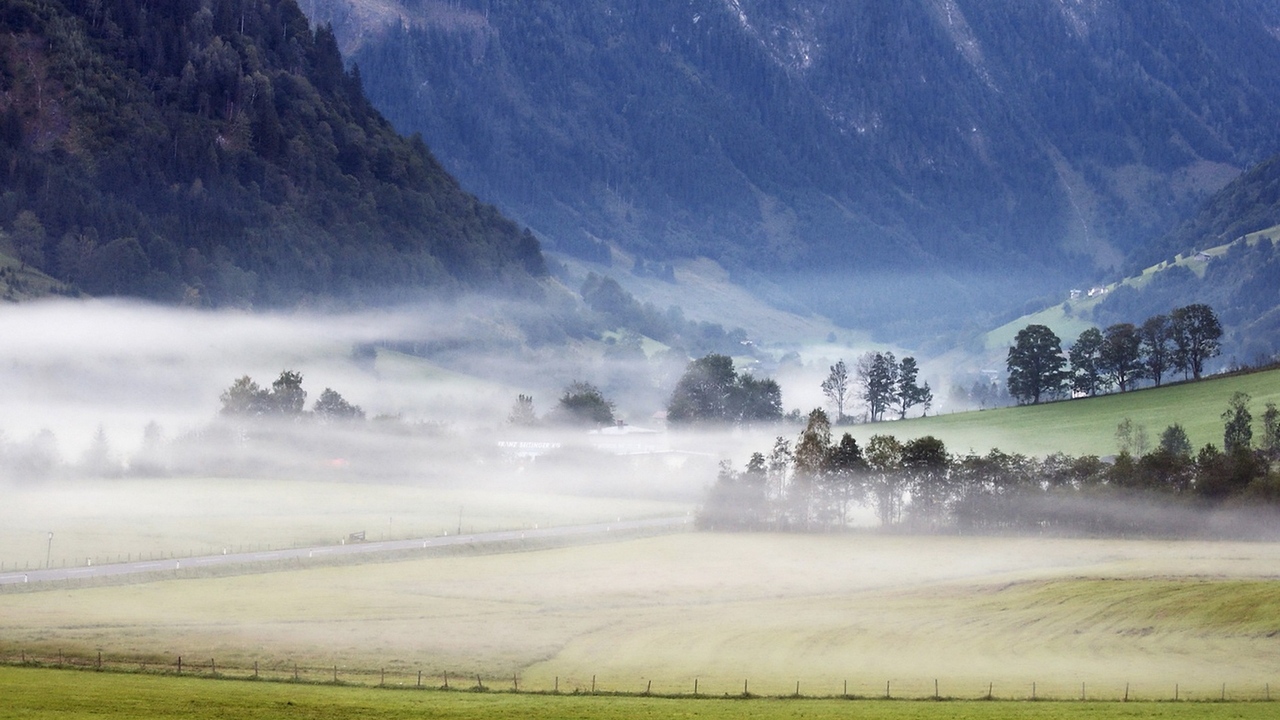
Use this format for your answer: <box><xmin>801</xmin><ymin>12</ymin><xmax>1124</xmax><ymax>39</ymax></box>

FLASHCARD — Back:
<box><xmin>1092</xmin><ymin>151</ymin><xmax>1280</xmax><ymax>361</ymax></box>
<box><xmin>0</xmin><ymin>0</ymin><xmax>544</xmax><ymax>307</ymax></box>
<box><xmin>1143</xmin><ymin>154</ymin><xmax>1280</xmax><ymax>266</ymax></box>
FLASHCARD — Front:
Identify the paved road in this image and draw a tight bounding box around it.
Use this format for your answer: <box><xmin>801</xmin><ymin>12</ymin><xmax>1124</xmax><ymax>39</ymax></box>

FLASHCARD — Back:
<box><xmin>0</xmin><ymin>516</ymin><xmax>691</xmax><ymax>587</ymax></box>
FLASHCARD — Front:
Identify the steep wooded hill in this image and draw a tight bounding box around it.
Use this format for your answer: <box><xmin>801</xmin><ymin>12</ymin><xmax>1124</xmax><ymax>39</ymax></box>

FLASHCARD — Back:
<box><xmin>0</xmin><ymin>0</ymin><xmax>545</xmax><ymax>307</ymax></box>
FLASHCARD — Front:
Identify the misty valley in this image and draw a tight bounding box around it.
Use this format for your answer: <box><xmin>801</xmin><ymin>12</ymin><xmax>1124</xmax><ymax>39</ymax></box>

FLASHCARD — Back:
<box><xmin>4</xmin><ymin>0</ymin><xmax>1280</xmax><ymax>717</ymax></box>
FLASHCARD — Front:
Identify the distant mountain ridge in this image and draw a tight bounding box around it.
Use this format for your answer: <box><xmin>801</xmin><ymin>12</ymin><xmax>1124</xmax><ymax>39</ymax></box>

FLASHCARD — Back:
<box><xmin>300</xmin><ymin>0</ymin><xmax>1280</xmax><ymax>331</ymax></box>
<box><xmin>0</xmin><ymin>0</ymin><xmax>545</xmax><ymax>307</ymax></box>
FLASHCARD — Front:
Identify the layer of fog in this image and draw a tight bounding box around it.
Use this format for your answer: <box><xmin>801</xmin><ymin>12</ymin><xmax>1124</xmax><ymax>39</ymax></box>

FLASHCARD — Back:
<box><xmin>0</xmin><ymin>297</ymin><xmax>806</xmax><ymax>493</ymax></box>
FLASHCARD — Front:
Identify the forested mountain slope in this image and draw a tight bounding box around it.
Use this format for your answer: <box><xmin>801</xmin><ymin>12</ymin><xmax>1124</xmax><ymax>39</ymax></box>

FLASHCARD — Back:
<box><xmin>0</xmin><ymin>0</ymin><xmax>545</xmax><ymax>307</ymax></box>
<box><xmin>300</xmin><ymin>0</ymin><xmax>1280</xmax><ymax>332</ymax></box>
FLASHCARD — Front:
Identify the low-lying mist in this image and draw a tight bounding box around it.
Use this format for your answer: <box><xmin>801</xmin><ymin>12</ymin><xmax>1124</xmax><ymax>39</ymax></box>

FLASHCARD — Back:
<box><xmin>0</xmin><ymin>296</ymin><xmax>791</xmax><ymax>495</ymax></box>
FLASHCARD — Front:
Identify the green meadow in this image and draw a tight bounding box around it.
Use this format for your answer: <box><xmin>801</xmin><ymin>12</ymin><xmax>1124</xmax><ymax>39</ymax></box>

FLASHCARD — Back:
<box><xmin>1</xmin><ymin>664</ymin><xmax>1277</xmax><ymax>720</ymax></box>
<box><xmin>856</xmin><ymin>366</ymin><xmax>1280</xmax><ymax>457</ymax></box>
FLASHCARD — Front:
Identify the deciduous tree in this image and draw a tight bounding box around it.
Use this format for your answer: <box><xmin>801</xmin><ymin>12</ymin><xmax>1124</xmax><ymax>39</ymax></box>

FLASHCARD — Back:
<box><xmin>820</xmin><ymin>360</ymin><xmax>852</xmax><ymax>422</ymax></box>
<box><xmin>1069</xmin><ymin>327</ymin><xmax>1105</xmax><ymax>396</ymax></box>
<box><xmin>1006</xmin><ymin>325</ymin><xmax>1067</xmax><ymax>404</ymax></box>
<box><xmin>1171</xmin><ymin>304</ymin><xmax>1222</xmax><ymax>380</ymax></box>
<box><xmin>1100</xmin><ymin>323</ymin><xmax>1144</xmax><ymax>392</ymax></box>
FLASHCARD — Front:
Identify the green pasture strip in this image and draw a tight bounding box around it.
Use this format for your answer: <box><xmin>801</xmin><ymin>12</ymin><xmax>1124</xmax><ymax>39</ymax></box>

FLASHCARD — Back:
<box><xmin>1000</xmin><ymin>579</ymin><xmax>1280</xmax><ymax>635</ymax></box>
<box><xmin>871</xmin><ymin>366</ymin><xmax>1280</xmax><ymax>456</ymax></box>
<box><xmin>1</xmin><ymin>666</ymin><xmax>1275</xmax><ymax>720</ymax></box>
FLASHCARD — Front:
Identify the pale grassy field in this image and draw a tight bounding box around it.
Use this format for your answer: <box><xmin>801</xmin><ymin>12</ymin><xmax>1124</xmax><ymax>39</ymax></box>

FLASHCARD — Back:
<box><xmin>0</xmin><ymin>478</ymin><xmax>691</xmax><ymax>570</ymax></box>
<box><xmin>2</xmin><ymin>533</ymin><xmax>1277</xmax><ymax>701</ymax></box>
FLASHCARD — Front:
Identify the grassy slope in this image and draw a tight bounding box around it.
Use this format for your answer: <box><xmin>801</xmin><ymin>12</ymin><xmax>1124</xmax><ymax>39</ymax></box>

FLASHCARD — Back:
<box><xmin>3</xmin><ymin>533</ymin><xmax>1278</xmax><ymax>699</ymax></box>
<box><xmin>1</xmin><ymin>667</ymin><xmax>1276</xmax><ymax>720</ymax></box>
<box><xmin>851</xmin><ymin>365</ymin><xmax>1280</xmax><ymax>457</ymax></box>
<box><xmin>983</xmin><ymin>224</ymin><xmax>1280</xmax><ymax>353</ymax></box>
<box><xmin>0</xmin><ymin>248</ymin><xmax>74</xmax><ymax>302</ymax></box>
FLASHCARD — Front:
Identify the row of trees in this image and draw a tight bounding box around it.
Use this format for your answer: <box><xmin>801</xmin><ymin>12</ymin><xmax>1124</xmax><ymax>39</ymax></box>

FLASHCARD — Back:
<box><xmin>820</xmin><ymin>353</ymin><xmax>932</xmax><ymax>423</ymax></box>
<box><xmin>219</xmin><ymin>371</ymin><xmax>365</xmax><ymax>422</ymax></box>
<box><xmin>1007</xmin><ymin>304</ymin><xmax>1221</xmax><ymax>404</ymax></box>
<box><xmin>700</xmin><ymin>393</ymin><xmax>1280</xmax><ymax>535</ymax></box>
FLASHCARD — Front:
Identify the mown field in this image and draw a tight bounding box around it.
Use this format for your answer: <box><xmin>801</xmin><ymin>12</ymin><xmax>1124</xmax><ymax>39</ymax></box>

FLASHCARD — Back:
<box><xmin>0</xmin><ymin>478</ymin><xmax>690</xmax><ymax>571</ymax></box>
<box><xmin>855</xmin><ymin>366</ymin><xmax>1280</xmax><ymax>457</ymax></box>
<box><xmin>2</xmin><ymin>666</ymin><xmax>1277</xmax><ymax>720</ymax></box>
<box><xmin>2</xmin><ymin>533</ymin><xmax>1277</xmax><ymax>701</ymax></box>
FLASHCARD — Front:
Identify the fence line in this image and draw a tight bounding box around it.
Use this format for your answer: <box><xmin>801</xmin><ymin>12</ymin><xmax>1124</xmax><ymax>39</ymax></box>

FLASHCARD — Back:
<box><xmin>0</xmin><ymin>649</ymin><xmax>1274</xmax><ymax>703</ymax></box>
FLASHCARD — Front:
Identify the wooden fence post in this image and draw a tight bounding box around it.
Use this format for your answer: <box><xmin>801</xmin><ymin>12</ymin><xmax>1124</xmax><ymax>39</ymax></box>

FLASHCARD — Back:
<box><xmin>177</xmin><ymin>656</ymin><xmax>182</xmax><ymax>675</ymax></box>
<box><xmin>417</xmin><ymin>670</ymin><xmax>422</xmax><ymax>688</ymax></box>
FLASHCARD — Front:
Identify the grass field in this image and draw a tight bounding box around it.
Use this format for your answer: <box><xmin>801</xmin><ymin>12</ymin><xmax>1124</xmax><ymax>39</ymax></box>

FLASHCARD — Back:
<box><xmin>0</xmin><ymin>478</ymin><xmax>690</xmax><ymax>570</ymax></box>
<box><xmin>2</xmin><ymin>667</ymin><xmax>1277</xmax><ymax>720</ymax></box>
<box><xmin>2</xmin><ymin>533</ymin><xmax>1277</xmax><ymax>700</ymax></box>
<box><xmin>854</xmin><ymin>366</ymin><xmax>1280</xmax><ymax>457</ymax></box>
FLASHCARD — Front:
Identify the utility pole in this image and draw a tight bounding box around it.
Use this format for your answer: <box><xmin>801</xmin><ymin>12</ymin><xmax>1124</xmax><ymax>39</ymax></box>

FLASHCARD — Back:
<box><xmin>46</xmin><ymin>532</ymin><xmax>53</xmax><ymax>569</ymax></box>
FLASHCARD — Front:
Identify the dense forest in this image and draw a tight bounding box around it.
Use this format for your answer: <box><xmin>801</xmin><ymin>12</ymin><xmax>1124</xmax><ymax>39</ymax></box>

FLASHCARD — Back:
<box><xmin>0</xmin><ymin>0</ymin><xmax>545</xmax><ymax>307</ymax></box>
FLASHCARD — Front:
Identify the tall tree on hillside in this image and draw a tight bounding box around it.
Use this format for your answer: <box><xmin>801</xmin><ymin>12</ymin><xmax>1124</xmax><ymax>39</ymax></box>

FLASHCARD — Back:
<box><xmin>1100</xmin><ymin>323</ymin><xmax>1144</xmax><ymax>392</ymax></box>
<box><xmin>857</xmin><ymin>351</ymin><xmax>899</xmax><ymax>422</ymax></box>
<box><xmin>1140</xmin><ymin>314</ymin><xmax>1173</xmax><ymax>387</ymax></box>
<box><xmin>1263</xmin><ymin>403</ymin><xmax>1280</xmax><ymax>460</ymax></box>
<box><xmin>1171</xmin><ymin>304</ymin><xmax>1222</xmax><ymax>380</ymax></box>
<box><xmin>1069</xmin><ymin>327</ymin><xmax>1105</xmax><ymax>397</ymax></box>
<box><xmin>1006</xmin><ymin>325</ymin><xmax>1067</xmax><ymax>405</ymax></box>
<box><xmin>1222</xmin><ymin>391</ymin><xmax>1253</xmax><ymax>455</ymax></box>
<box><xmin>820</xmin><ymin>360</ymin><xmax>852</xmax><ymax>423</ymax></box>
<box><xmin>895</xmin><ymin>356</ymin><xmax>933</xmax><ymax>419</ymax></box>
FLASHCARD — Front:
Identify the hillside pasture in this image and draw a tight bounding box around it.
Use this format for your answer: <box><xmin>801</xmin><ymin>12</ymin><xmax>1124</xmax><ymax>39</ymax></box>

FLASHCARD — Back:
<box><xmin>857</xmin><ymin>366</ymin><xmax>1280</xmax><ymax>457</ymax></box>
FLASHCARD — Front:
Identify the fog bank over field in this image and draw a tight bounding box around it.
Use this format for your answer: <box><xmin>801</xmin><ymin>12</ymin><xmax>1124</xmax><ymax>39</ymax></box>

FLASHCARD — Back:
<box><xmin>0</xmin><ymin>297</ymin><xmax>770</xmax><ymax>497</ymax></box>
